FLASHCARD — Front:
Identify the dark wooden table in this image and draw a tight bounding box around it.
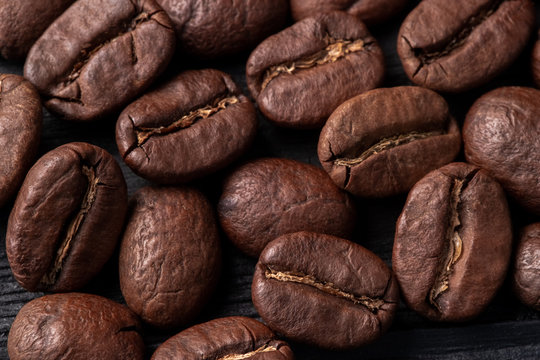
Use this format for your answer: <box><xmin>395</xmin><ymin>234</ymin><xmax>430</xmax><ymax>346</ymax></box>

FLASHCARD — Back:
<box><xmin>1</xmin><ymin>2</ymin><xmax>539</xmax><ymax>359</ymax></box>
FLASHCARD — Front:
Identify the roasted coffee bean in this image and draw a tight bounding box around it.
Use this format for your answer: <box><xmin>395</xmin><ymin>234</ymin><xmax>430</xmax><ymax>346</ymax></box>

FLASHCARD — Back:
<box><xmin>393</xmin><ymin>162</ymin><xmax>512</xmax><ymax>321</ymax></box>
<box><xmin>6</xmin><ymin>142</ymin><xmax>127</xmax><ymax>292</ymax></box>
<box><xmin>252</xmin><ymin>231</ymin><xmax>399</xmax><ymax>349</ymax></box>
<box><xmin>318</xmin><ymin>86</ymin><xmax>461</xmax><ymax>198</ymax></box>
<box><xmin>156</xmin><ymin>0</ymin><xmax>288</xmax><ymax>59</ymax></box>
<box><xmin>246</xmin><ymin>12</ymin><xmax>384</xmax><ymax>129</ymax></box>
<box><xmin>0</xmin><ymin>74</ymin><xmax>42</xmax><ymax>208</ymax></box>
<box><xmin>512</xmin><ymin>223</ymin><xmax>540</xmax><ymax>311</ymax></box>
<box><xmin>119</xmin><ymin>186</ymin><xmax>220</xmax><ymax>329</ymax></box>
<box><xmin>0</xmin><ymin>0</ymin><xmax>74</xmax><ymax>60</ymax></box>
<box><xmin>24</xmin><ymin>0</ymin><xmax>175</xmax><ymax>122</ymax></box>
<box><xmin>218</xmin><ymin>158</ymin><xmax>356</xmax><ymax>257</ymax></box>
<box><xmin>464</xmin><ymin>87</ymin><xmax>540</xmax><ymax>215</ymax></box>
<box><xmin>291</xmin><ymin>0</ymin><xmax>408</xmax><ymax>26</ymax></box>
<box><xmin>398</xmin><ymin>0</ymin><xmax>535</xmax><ymax>93</ymax></box>
<box><xmin>8</xmin><ymin>293</ymin><xmax>144</xmax><ymax>360</ymax></box>
<box><xmin>151</xmin><ymin>316</ymin><xmax>294</xmax><ymax>359</ymax></box>
<box><xmin>116</xmin><ymin>69</ymin><xmax>257</xmax><ymax>184</ymax></box>
<box><xmin>533</xmin><ymin>30</ymin><xmax>540</xmax><ymax>87</ymax></box>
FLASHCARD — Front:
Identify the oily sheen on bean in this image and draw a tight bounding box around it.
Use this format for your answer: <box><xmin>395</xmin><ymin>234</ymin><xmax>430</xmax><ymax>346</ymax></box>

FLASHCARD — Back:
<box><xmin>512</xmin><ymin>223</ymin><xmax>540</xmax><ymax>311</ymax></box>
<box><xmin>393</xmin><ymin>162</ymin><xmax>512</xmax><ymax>321</ymax></box>
<box><xmin>6</xmin><ymin>142</ymin><xmax>127</xmax><ymax>292</ymax></box>
<box><xmin>252</xmin><ymin>232</ymin><xmax>399</xmax><ymax>350</ymax></box>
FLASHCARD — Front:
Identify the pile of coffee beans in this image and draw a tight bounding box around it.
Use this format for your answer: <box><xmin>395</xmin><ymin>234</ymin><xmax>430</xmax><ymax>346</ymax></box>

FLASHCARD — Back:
<box><xmin>1</xmin><ymin>0</ymin><xmax>539</xmax><ymax>359</ymax></box>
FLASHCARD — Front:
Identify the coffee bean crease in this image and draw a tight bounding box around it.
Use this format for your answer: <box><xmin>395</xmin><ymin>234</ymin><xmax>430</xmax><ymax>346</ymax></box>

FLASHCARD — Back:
<box><xmin>218</xmin><ymin>344</ymin><xmax>279</xmax><ymax>360</ymax></box>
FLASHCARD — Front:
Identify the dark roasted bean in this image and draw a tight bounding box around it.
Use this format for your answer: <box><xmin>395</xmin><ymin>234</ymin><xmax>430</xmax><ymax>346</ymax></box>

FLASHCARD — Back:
<box><xmin>512</xmin><ymin>223</ymin><xmax>540</xmax><ymax>311</ymax></box>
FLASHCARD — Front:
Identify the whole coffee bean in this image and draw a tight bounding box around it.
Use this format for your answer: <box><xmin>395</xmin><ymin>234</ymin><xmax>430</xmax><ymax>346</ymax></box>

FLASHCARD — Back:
<box><xmin>24</xmin><ymin>0</ymin><xmax>175</xmax><ymax>122</ymax></box>
<box><xmin>533</xmin><ymin>30</ymin><xmax>540</xmax><ymax>87</ymax></box>
<box><xmin>252</xmin><ymin>231</ymin><xmax>399</xmax><ymax>349</ymax></box>
<box><xmin>218</xmin><ymin>158</ymin><xmax>356</xmax><ymax>257</ymax></box>
<box><xmin>291</xmin><ymin>0</ymin><xmax>408</xmax><ymax>26</ymax></box>
<box><xmin>151</xmin><ymin>316</ymin><xmax>294</xmax><ymax>359</ymax></box>
<box><xmin>397</xmin><ymin>0</ymin><xmax>535</xmax><ymax>93</ymax></box>
<box><xmin>116</xmin><ymin>69</ymin><xmax>257</xmax><ymax>184</ymax></box>
<box><xmin>318</xmin><ymin>86</ymin><xmax>461</xmax><ymax>198</ymax></box>
<box><xmin>8</xmin><ymin>293</ymin><xmax>144</xmax><ymax>360</ymax></box>
<box><xmin>119</xmin><ymin>186</ymin><xmax>220</xmax><ymax>329</ymax></box>
<box><xmin>6</xmin><ymin>142</ymin><xmax>127</xmax><ymax>292</ymax></box>
<box><xmin>156</xmin><ymin>0</ymin><xmax>288</xmax><ymax>59</ymax></box>
<box><xmin>0</xmin><ymin>74</ymin><xmax>42</xmax><ymax>208</ymax></box>
<box><xmin>393</xmin><ymin>162</ymin><xmax>512</xmax><ymax>321</ymax></box>
<box><xmin>246</xmin><ymin>12</ymin><xmax>384</xmax><ymax>129</ymax></box>
<box><xmin>512</xmin><ymin>223</ymin><xmax>540</xmax><ymax>311</ymax></box>
<box><xmin>463</xmin><ymin>87</ymin><xmax>540</xmax><ymax>215</ymax></box>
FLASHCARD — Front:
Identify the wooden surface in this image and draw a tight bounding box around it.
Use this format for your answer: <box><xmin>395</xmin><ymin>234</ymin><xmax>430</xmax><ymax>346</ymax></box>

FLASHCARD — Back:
<box><xmin>1</xmin><ymin>2</ymin><xmax>540</xmax><ymax>359</ymax></box>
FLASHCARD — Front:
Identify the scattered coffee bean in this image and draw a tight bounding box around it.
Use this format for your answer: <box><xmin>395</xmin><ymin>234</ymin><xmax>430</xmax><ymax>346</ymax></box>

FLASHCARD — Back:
<box><xmin>24</xmin><ymin>0</ymin><xmax>175</xmax><ymax>122</ymax></box>
<box><xmin>116</xmin><ymin>69</ymin><xmax>257</xmax><ymax>184</ymax></box>
<box><xmin>398</xmin><ymin>0</ymin><xmax>535</xmax><ymax>92</ymax></box>
<box><xmin>512</xmin><ymin>223</ymin><xmax>540</xmax><ymax>311</ymax></box>
<box><xmin>533</xmin><ymin>30</ymin><xmax>540</xmax><ymax>87</ymax></box>
<box><xmin>218</xmin><ymin>158</ymin><xmax>356</xmax><ymax>257</ymax></box>
<box><xmin>393</xmin><ymin>162</ymin><xmax>512</xmax><ymax>321</ymax></box>
<box><xmin>156</xmin><ymin>0</ymin><xmax>288</xmax><ymax>59</ymax></box>
<box><xmin>151</xmin><ymin>316</ymin><xmax>294</xmax><ymax>359</ymax></box>
<box><xmin>0</xmin><ymin>74</ymin><xmax>42</xmax><ymax>208</ymax></box>
<box><xmin>6</xmin><ymin>142</ymin><xmax>127</xmax><ymax>292</ymax></box>
<box><xmin>119</xmin><ymin>186</ymin><xmax>221</xmax><ymax>329</ymax></box>
<box><xmin>464</xmin><ymin>86</ymin><xmax>540</xmax><ymax>215</ymax></box>
<box><xmin>252</xmin><ymin>231</ymin><xmax>399</xmax><ymax>349</ymax></box>
<box><xmin>318</xmin><ymin>86</ymin><xmax>461</xmax><ymax>198</ymax></box>
<box><xmin>8</xmin><ymin>293</ymin><xmax>144</xmax><ymax>360</ymax></box>
<box><xmin>246</xmin><ymin>11</ymin><xmax>384</xmax><ymax>128</ymax></box>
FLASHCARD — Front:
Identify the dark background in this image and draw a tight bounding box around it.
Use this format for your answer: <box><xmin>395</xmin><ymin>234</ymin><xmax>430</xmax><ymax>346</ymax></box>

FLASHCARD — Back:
<box><xmin>1</xmin><ymin>1</ymin><xmax>540</xmax><ymax>359</ymax></box>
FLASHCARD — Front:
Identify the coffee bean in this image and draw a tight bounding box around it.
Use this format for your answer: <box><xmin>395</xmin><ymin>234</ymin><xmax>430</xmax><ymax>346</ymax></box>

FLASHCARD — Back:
<box><xmin>533</xmin><ymin>30</ymin><xmax>540</xmax><ymax>87</ymax></box>
<box><xmin>116</xmin><ymin>69</ymin><xmax>257</xmax><ymax>184</ymax></box>
<box><xmin>512</xmin><ymin>223</ymin><xmax>540</xmax><ymax>311</ymax></box>
<box><xmin>398</xmin><ymin>0</ymin><xmax>535</xmax><ymax>93</ymax></box>
<box><xmin>0</xmin><ymin>0</ymin><xmax>74</xmax><ymax>60</ymax></box>
<box><xmin>318</xmin><ymin>86</ymin><xmax>461</xmax><ymax>198</ymax></box>
<box><xmin>24</xmin><ymin>0</ymin><xmax>175</xmax><ymax>122</ymax></box>
<box><xmin>0</xmin><ymin>74</ymin><xmax>42</xmax><ymax>208</ymax></box>
<box><xmin>8</xmin><ymin>293</ymin><xmax>144</xmax><ymax>360</ymax></box>
<box><xmin>119</xmin><ymin>186</ymin><xmax>221</xmax><ymax>329</ymax></box>
<box><xmin>218</xmin><ymin>158</ymin><xmax>356</xmax><ymax>257</ymax></box>
<box><xmin>156</xmin><ymin>0</ymin><xmax>288</xmax><ymax>59</ymax></box>
<box><xmin>291</xmin><ymin>0</ymin><xmax>408</xmax><ymax>26</ymax></box>
<box><xmin>6</xmin><ymin>142</ymin><xmax>127</xmax><ymax>292</ymax></box>
<box><xmin>151</xmin><ymin>316</ymin><xmax>294</xmax><ymax>359</ymax></box>
<box><xmin>246</xmin><ymin>11</ymin><xmax>384</xmax><ymax>128</ymax></box>
<box><xmin>252</xmin><ymin>231</ymin><xmax>399</xmax><ymax>349</ymax></box>
<box><xmin>393</xmin><ymin>162</ymin><xmax>512</xmax><ymax>321</ymax></box>
<box><xmin>463</xmin><ymin>87</ymin><xmax>540</xmax><ymax>215</ymax></box>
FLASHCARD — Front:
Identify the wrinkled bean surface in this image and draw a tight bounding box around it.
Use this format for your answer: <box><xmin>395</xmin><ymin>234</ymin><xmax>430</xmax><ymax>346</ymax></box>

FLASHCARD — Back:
<box><xmin>512</xmin><ymin>223</ymin><xmax>540</xmax><ymax>311</ymax></box>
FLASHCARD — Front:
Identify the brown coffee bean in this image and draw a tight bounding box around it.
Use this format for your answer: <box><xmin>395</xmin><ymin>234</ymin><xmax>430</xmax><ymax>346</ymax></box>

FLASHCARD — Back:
<box><xmin>156</xmin><ymin>0</ymin><xmax>288</xmax><ymax>59</ymax></box>
<box><xmin>0</xmin><ymin>0</ymin><xmax>74</xmax><ymax>60</ymax></box>
<box><xmin>533</xmin><ymin>30</ymin><xmax>540</xmax><ymax>87</ymax></box>
<box><xmin>116</xmin><ymin>69</ymin><xmax>257</xmax><ymax>184</ymax></box>
<box><xmin>119</xmin><ymin>186</ymin><xmax>221</xmax><ymax>329</ymax></box>
<box><xmin>252</xmin><ymin>231</ymin><xmax>399</xmax><ymax>349</ymax></box>
<box><xmin>398</xmin><ymin>0</ymin><xmax>535</xmax><ymax>93</ymax></box>
<box><xmin>291</xmin><ymin>0</ymin><xmax>408</xmax><ymax>26</ymax></box>
<box><xmin>8</xmin><ymin>293</ymin><xmax>144</xmax><ymax>360</ymax></box>
<box><xmin>0</xmin><ymin>74</ymin><xmax>42</xmax><ymax>208</ymax></box>
<box><xmin>393</xmin><ymin>162</ymin><xmax>512</xmax><ymax>321</ymax></box>
<box><xmin>24</xmin><ymin>0</ymin><xmax>175</xmax><ymax>122</ymax></box>
<box><xmin>218</xmin><ymin>158</ymin><xmax>356</xmax><ymax>257</ymax></box>
<box><xmin>318</xmin><ymin>86</ymin><xmax>461</xmax><ymax>198</ymax></box>
<box><xmin>464</xmin><ymin>87</ymin><xmax>540</xmax><ymax>215</ymax></box>
<box><xmin>512</xmin><ymin>223</ymin><xmax>540</xmax><ymax>311</ymax></box>
<box><xmin>6</xmin><ymin>142</ymin><xmax>127</xmax><ymax>292</ymax></box>
<box><xmin>151</xmin><ymin>316</ymin><xmax>294</xmax><ymax>359</ymax></box>
<box><xmin>246</xmin><ymin>11</ymin><xmax>384</xmax><ymax>129</ymax></box>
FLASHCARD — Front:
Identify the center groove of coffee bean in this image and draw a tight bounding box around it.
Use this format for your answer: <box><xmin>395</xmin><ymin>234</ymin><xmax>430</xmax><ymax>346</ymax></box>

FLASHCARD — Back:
<box><xmin>217</xmin><ymin>344</ymin><xmax>279</xmax><ymax>360</ymax></box>
<box><xmin>134</xmin><ymin>96</ymin><xmax>239</xmax><ymax>146</ymax></box>
<box><xmin>39</xmin><ymin>165</ymin><xmax>99</xmax><ymax>287</ymax></box>
<box><xmin>265</xmin><ymin>268</ymin><xmax>385</xmax><ymax>312</ymax></box>
<box><xmin>334</xmin><ymin>130</ymin><xmax>443</xmax><ymax>167</ymax></box>
<box><xmin>261</xmin><ymin>35</ymin><xmax>368</xmax><ymax>90</ymax></box>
